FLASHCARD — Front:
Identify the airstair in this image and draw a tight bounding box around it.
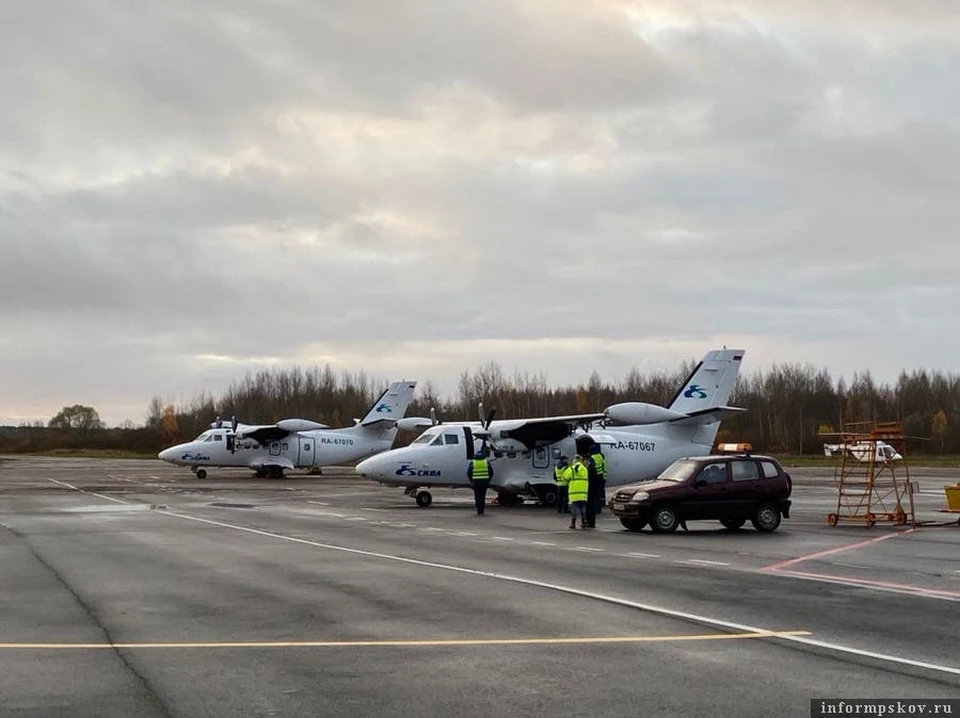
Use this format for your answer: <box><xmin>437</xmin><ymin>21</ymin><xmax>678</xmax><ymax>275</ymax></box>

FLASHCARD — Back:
<box><xmin>824</xmin><ymin>422</ymin><xmax>916</xmax><ymax>528</ymax></box>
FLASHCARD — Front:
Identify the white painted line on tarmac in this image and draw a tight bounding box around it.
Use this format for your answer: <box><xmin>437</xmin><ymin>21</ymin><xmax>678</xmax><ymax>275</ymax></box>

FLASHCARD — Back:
<box><xmin>491</xmin><ymin>536</ymin><xmax>514</xmax><ymax>542</ymax></box>
<box><xmin>626</xmin><ymin>552</ymin><xmax>660</xmax><ymax>558</ymax></box>
<box><xmin>570</xmin><ymin>547</ymin><xmax>604</xmax><ymax>553</ymax></box>
<box><xmin>531</xmin><ymin>541</ymin><xmax>556</xmax><ymax>547</ymax></box>
<box><xmin>47</xmin><ymin>478</ymin><xmax>79</xmax><ymax>491</ymax></box>
<box><xmin>307</xmin><ymin>501</ymin><xmax>330</xmax><ymax>506</ymax></box>
<box><xmin>456</xmin><ymin>532</ymin><xmax>478</xmax><ymax>537</ymax></box>
<box><xmin>687</xmin><ymin>560</ymin><xmax>730</xmax><ymax>567</ymax></box>
<box><xmin>91</xmin><ymin>493</ymin><xmax>130</xmax><ymax>505</ymax></box>
<box><xmin>47</xmin><ymin>478</ymin><xmax>129</xmax><ymax>505</ymax></box>
<box><xmin>155</xmin><ymin>508</ymin><xmax>960</xmax><ymax>680</ymax></box>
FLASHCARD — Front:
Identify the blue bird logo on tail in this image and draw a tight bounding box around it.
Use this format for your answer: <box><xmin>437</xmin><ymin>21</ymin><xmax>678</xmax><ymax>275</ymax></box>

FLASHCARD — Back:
<box><xmin>683</xmin><ymin>384</ymin><xmax>708</xmax><ymax>399</ymax></box>
<box><xmin>375</xmin><ymin>403</ymin><xmax>393</xmax><ymax>413</ymax></box>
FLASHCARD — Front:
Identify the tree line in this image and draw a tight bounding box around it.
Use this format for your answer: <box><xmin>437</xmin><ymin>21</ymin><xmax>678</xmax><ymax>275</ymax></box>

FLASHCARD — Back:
<box><xmin>1</xmin><ymin>361</ymin><xmax>957</xmax><ymax>455</ymax></box>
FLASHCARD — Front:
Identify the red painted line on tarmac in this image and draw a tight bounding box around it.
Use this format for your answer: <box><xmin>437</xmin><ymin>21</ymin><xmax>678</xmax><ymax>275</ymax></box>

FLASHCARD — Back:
<box><xmin>774</xmin><ymin>569</ymin><xmax>960</xmax><ymax>600</ymax></box>
<box><xmin>762</xmin><ymin>529</ymin><xmax>914</xmax><ymax>572</ymax></box>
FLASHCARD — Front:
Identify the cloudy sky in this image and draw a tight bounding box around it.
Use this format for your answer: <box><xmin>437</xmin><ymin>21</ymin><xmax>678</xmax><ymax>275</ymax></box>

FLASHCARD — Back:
<box><xmin>2</xmin><ymin>1</ymin><xmax>959</xmax><ymax>426</ymax></box>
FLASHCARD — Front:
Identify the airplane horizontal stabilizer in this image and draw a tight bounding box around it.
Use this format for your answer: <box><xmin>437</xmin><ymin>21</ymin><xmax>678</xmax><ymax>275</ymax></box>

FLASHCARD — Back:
<box><xmin>667</xmin><ymin>406</ymin><xmax>747</xmax><ymax>426</ymax></box>
<box><xmin>358</xmin><ymin>417</ymin><xmax>398</xmax><ymax>429</ymax></box>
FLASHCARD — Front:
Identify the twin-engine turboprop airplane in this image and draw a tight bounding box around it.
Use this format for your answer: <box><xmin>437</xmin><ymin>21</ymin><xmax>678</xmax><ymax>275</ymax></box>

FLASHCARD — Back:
<box><xmin>355</xmin><ymin>349</ymin><xmax>746</xmax><ymax>507</ymax></box>
<box><xmin>158</xmin><ymin>381</ymin><xmax>430</xmax><ymax>478</ymax></box>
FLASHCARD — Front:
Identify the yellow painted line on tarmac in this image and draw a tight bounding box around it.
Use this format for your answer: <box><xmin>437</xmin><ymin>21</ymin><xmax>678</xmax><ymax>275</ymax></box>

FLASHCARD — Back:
<box><xmin>0</xmin><ymin>630</ymin><xmax>810</xmax><ymax>650</ymax></box>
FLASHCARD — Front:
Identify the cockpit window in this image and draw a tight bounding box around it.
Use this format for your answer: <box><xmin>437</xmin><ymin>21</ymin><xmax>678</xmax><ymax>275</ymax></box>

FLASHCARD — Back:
<box><xmin>412</xmin><ymin>432</ymin><xmax>439</xmax><ymax>445</ymax></box>
<box><xmin>195</xmin><ymin>431</ymin><xmax>211</xmax><ymax>442</ymax></box>
<box><xmin>213</xmin><ymin>434</ymin><xmax>222</xmax><ymax>441</ymax></box>
<box><xmin>444</xmin><ymin>433</ymin><xmax>459</xmax><ymax>445</ymax></box>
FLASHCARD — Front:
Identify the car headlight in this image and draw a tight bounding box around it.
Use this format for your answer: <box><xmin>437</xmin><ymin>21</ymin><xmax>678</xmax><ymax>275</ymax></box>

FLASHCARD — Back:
<box><xmin>630</xmin><ymin>491</ymin><xmax>649</xmax><ymax>502</ymax></box>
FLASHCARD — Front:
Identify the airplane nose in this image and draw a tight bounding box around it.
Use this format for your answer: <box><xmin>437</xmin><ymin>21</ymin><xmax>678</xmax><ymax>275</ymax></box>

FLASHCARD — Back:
<box><xmin>355</xmin><ymin>456</ymin><xmax>383</xmax><ymax>479</ymax></box>
<box><xmin>158</xmin><ymin>447</ymin><xmax>178</xmax><ymax>462</ymax></box>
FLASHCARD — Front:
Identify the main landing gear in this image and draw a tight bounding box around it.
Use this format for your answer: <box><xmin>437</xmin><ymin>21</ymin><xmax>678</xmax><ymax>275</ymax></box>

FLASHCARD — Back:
<box><xmin>404</xmin><ymin>486</ymin><xmax>433</xmax><ymax>507</ymax></box>
<box><xmin>191</xmin><ymin>466</ymin><xmax>207</xmax><ymax>479</ymax></box>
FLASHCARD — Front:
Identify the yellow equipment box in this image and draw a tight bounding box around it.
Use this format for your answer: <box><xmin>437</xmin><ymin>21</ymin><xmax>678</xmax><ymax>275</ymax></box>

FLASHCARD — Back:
<box><xmin>946</xmin><ymin>484</ymin><xmax>960</xmax><ymax>511</ymax></box>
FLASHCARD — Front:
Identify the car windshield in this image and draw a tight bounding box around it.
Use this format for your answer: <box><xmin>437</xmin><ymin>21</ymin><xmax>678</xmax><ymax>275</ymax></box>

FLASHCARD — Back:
<box><xmin>657</xmin><ymin>459</ymin><xmax>700</xmax><ymax>482</ymax></box>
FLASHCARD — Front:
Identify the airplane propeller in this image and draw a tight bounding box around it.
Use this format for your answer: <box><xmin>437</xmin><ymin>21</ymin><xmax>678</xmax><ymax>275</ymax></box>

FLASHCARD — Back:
<box><xmin>430</xmin><ymin>407</ymin><xmax>441</xmax><ymax>426</ymax></box>
<box><xmin>478</xmin><ymin>402</ymin><xmax>496</xmax><ymax>430</ymax></box>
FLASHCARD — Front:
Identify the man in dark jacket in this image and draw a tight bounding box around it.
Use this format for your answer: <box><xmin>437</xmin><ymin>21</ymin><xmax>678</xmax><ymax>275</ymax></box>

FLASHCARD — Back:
<box><xmin>467</xmin><ymin>450</ymin><xmax>494</xmax><ymax>515</ymax></box>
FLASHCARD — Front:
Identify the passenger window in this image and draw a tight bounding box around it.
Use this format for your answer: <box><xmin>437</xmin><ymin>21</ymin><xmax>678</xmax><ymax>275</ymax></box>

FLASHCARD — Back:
<box><xmin>697</xmin><ymin>464</ymin><xmax>727</xmax><ymax>484</ymax></box>
<box><xmin>282</xmin><ymin>442</ymin><xmax>289</xmax><ymax>451</ymax></box>
<box><xmin>731</xmin><ymin>460</ymin><xmax>760</xmax><ymax>481</ymax></box>
<box><xmin>444</xmin><ymin>434</ymin><xmax>459</xmax><ymax>445</ymax></box>
<box><xmin>760</xmin><ymin>461</ymin><xmax>780</xmax><ymax>479</ymax></box>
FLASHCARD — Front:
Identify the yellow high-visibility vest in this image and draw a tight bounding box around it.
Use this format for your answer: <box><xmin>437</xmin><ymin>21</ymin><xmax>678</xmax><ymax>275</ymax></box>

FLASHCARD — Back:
<box><xmin>567</xmin><ymin>463</ymin><xmax>589</xmax><ymax>502</ymax></box>
<box><xmin>471</xmin><ymin>458</ymin><xmax>490</xmax><ymax>481</ymax></box>
<box><xmin>591</xmin><ymin>452</ymin><xmax>606</xmax><ymax>477</ymax></box>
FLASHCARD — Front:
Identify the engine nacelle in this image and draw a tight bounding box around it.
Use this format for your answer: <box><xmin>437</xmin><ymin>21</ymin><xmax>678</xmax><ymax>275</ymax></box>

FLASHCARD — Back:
<box><xmin>396</xmin><ymin>417</ymin><xmax>434</xmax><ymax>432</ymax></box>
<box><xmin>276</xmin><ymin>418</ymin><xmax>331</xmax><ymax>432</ymax></box>
<box><xmin>605</xmin><ymin>402</ymin><xmax>689</xmax><ymax>425</ymax></box>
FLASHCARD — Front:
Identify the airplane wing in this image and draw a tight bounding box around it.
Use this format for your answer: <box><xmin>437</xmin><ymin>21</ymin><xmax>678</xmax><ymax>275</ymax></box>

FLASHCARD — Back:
<box><xmin>667</xmin><ymin>406</ymin><xmax>747</xmax><ymax>426</ymax></box>
<box><xmin>478</xmin><ymin>413</ymin><xmax>607</xmax><ymax>449</ymax></box>
<box><xmin>236</xmin><ymin>424</ymin><xmax>292</xmax><ymax>444</ymax></box>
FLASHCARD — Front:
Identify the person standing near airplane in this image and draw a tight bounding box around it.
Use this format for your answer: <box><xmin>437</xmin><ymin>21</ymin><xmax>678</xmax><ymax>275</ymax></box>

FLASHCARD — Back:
<box><xmin>555</xmin><ymin>455</ymin><xmax>571</xmax><ymax>514</ymax></box>
<box><xmin>567</xmin><ymin>455</ymin><xmax>589</xmax><ymax>529</ymax></box>
<box><xmin>467</xmin><ymin>450</ymin><xmax>494</xmax><ymax>515</ymax></box>
<box><xmin>590</xmin><ymin>443</ymin><xmax>607</xmax><ymax>515</ymax></box>
<box><xmin>583</xmin><ymin>452</ymin><xmax>600</xmax><ymax>528</ymax></box>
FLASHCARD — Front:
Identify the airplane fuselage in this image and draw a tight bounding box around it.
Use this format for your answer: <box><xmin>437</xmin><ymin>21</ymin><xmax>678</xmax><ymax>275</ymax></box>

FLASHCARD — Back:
<box><xmin>355</xmin><ymin>422</ymin><xmax>717</xmax><ymax>497</ymax></box>
<box><xmin>159</xmin><ymin>427</ymin><xmax>396</xmax><ymax>472</ymax></box>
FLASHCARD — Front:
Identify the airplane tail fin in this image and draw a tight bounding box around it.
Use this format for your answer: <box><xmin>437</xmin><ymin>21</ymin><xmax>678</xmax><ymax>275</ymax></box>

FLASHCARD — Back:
<box><xmin>355</xmin><ymin>381</ymin><xmax>418</xmax><ymax>430</ymax></box>
<box><xmin>667</xmin><ymin>349</ymin><xmax>745</xmax><ymax>422</ymax></box>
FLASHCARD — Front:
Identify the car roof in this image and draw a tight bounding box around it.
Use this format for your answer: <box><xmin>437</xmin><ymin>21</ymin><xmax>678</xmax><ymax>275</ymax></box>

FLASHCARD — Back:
<box><xmin>689</xmin><ymin>454</ymin><xmax>781</xmax><ymax>462</ymax></box>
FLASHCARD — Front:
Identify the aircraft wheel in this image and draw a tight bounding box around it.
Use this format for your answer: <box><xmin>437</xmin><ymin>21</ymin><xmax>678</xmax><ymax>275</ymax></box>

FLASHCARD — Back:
<box><xmin>415</xmin><ymin>491</ymin><xmax>433</xmax><ymax>508</ymax></box>
<box><xmin>827</xmin><ymin>513</ymin><xmax>839</xmax><ymax>527</ymax></box>
<box><xmin>196</xmin><ymin>469</ymin><xmax>207</xmax><ymax>479</ymax></box>
<box><xmin>539</xmin><ymin>487</ymin><xmax>558</xmax><ymax>507</ymax></box>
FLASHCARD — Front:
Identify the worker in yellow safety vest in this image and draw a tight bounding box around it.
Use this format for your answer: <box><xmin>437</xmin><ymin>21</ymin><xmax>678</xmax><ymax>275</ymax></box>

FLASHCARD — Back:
<box><xmin>567</xmin><ymin>455</ymin><xmax>589</xmax><ymax>529</ymax></box>
<box><xmin>467</xmin><ymin>451</ymin><xmax>494</xmax><ymax>515</ymax></box>
<box><xmin>590</xmin><ymin>443</ymin><xmax>607</xmax><ymax>515</ymax></box>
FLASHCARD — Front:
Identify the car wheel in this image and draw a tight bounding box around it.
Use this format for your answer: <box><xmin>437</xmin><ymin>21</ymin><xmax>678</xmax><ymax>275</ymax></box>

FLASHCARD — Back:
<box><xmin>650</xmin><ymin>505</ymin><xmax>680</xmax><ymax>533</ymax></box>
<box><xmin>620</xmin><ymin>518</ymin><xmax>647</xmax><ymax>532</ymax></box>
<box><xmin>751</xmin><ymin>502</ymin><xmax>781</xmax><ymax>532</ymax></box>
<box><xmin>720</xmin><ymin>518</ymin><xmax>745</xmax><ymax>530</ymax></box>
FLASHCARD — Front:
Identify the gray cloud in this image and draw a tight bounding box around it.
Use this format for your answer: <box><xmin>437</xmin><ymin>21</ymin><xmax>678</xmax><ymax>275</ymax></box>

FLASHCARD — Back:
<box><xmin>2</xmin><ymin>0</ymin><xmax>959</xmax><ymax>425</ymax></box>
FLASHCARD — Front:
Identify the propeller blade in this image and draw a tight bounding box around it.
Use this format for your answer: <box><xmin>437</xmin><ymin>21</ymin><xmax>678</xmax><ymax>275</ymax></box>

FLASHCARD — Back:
<box><xmin>231</xmin><ymin>415</ymin><xmax>237</xmax><ymax>432</ymax></box>
<box><xmin>484</xmin><ymin>408</ymin><xmax>496</xmax><ymax>430</ymax></box>
<box><xmin>430</xmin><ymin>407</ymin><xmax>439</xmax><ymax>426</ymax></box>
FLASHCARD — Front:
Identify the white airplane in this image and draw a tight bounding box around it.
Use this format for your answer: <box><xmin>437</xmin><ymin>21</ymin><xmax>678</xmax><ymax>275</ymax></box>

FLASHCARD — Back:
<box><xmin>158</xmin><ymin>381</ymin><xmax>430</xmax><ymax>478</ymax></box>
<box><xmin>823</xmin><ymin>440</ymin><xmax>902</xmax><ymax>463</ymax></box>
<box><xmin>355</xmin><ymin>349</ymin><xmax>747</xmax><ymax>507</ymax></box>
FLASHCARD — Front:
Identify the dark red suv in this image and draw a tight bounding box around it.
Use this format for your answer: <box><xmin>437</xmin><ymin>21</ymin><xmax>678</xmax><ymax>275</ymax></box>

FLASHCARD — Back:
<box><xmin>608</xmin><ymin>450</ymin><xmax>792</xmax><ymax>533</ymax></box>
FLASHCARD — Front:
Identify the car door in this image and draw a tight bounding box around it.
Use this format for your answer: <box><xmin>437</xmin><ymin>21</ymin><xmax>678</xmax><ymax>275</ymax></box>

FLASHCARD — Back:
<box><xmin>728</xmin><ymin>459</ymin><xmax>763</xmax><ymax>517</ymax></box>
<box><xmin>684</xmin><ymin>461</ymin><xmax>732</xmax><ymax>520</ymax></box>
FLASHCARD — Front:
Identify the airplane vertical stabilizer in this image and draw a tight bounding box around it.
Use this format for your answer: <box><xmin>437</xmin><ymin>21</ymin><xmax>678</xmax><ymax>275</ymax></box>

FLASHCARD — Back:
<box><xmin>357</xmin><ymin>381</ymin><xmax>418</xmax><ymax>429</ymax></box>
<box><xmin>666</xmin><ymin>349</ymin><xmax>745</xmax><ymax>416</ymax></box>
